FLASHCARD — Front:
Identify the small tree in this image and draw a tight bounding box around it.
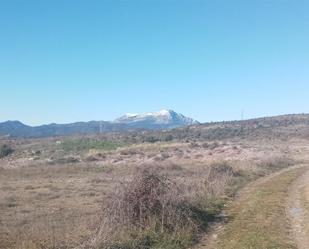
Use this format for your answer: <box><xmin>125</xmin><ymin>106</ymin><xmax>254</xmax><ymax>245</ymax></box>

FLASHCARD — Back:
<box><xmin>145</xmin><ymin>136</ymin><xmax>159</xmax><ymax>143</ymax></box>
<box><xmin>164</xmin><ymin>134</ymin><xmax>174</xmax><ymax>142</ymax></box>
<box><xmin>0</xmin><ymin>144</ymin><xmax>13</xmax><ymax>158</ymax></box>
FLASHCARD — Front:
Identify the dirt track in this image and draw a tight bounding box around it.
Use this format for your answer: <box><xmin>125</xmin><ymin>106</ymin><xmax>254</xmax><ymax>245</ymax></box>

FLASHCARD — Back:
<box><xmin>194</xmin><ymin>164</ymin><xmax>309</xmax><ymax>249</ymax></box>
<box><xmin>288</xmin><ymin>167</ymin><xmax>309</xmax><ymax>249</ymax></box>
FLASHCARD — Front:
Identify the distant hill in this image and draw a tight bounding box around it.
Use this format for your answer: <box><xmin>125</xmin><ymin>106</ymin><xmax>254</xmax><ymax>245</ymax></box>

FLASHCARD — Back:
<box><xmin>0</xmin><ymin>120</ymin><xmax>130</xmax><ymax>138</ymax></box>
<box><xmin>0</xmin><ymin>110</ymin><xmax>198</xmax><ymax>138</ymax></box>
<box><xmin>162</xmin><ymin>113</ymin><xmax>309</xmax><ymax>141</ymax></box>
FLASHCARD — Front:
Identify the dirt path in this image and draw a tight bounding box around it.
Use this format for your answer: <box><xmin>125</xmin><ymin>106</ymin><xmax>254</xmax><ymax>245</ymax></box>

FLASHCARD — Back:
<box><xmin>288</xmin><ymin>167</ymin><xmax>309</xmax><ymax>249</ymax></box>
<box><xmin>194</xmin><ymin>164</ymin><xmax>309</xmax><ymax>249</ymax></box>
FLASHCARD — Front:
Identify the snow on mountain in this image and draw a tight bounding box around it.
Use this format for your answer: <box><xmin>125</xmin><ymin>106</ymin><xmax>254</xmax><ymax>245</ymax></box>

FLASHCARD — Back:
<box><xmin>114</xmin><ymin>109</ymin><xmax>199</xmax><ymax>129</ymax></box>
<box><xmin>0</xmin><ymin>110</ymin><xmax>199</xmax><ymax>137</ymax></box>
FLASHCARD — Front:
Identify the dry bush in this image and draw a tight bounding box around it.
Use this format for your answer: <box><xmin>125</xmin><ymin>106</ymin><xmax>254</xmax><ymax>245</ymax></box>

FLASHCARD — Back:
<box><xmin>188</xmin><ymin>162</ymin><xmax>234</xmax><ymax>209</ymax></box>
<box><xmin>153</xmin><ymin>155</ymin><xmax>165</xmax><ymax>162</ymax></box>
<box><xmin>257</xmin><ymin>156</ymin><xmax>297</xmax><ymax>171</ymax></box>
<box><xmin>90</xmin><ymin>168</ymin><xmax>196</xmax><ymax>248</ymax></box>
<box><xmin>189</xmin><ymin>142</ymin><xmax>200</xmax><ymax>149</ymax></box>
<box><xmin>119</xmin><ymin>149</ymin><xmax>139</xmax><ymax>156</ymax></box>
<box><xmin>169</xmin><ymin>163</ymin><xmax>183</xmax><ymax>171</ymax></box>
<box><xmin>84</xmin><ymin>155</ymin><xmax>99</xmax><ymax>162</ymax></box>
<box><xmin>48</xmin><ymin>156</ymin><xmax>80</xmax><ymax>165</ymax></box>
<box><xmin>173</xmin><ymin>148</ymin><xmax>184</xmax><ymax>158</ymax></box>
<box><xmin>201</xmin><ymin>142</ymin><xmax>219</xmax><ymax>150</ymax></box>
<box><xmin>160</xmin><ymin>152</ymin><xmax>170</xmax><ymax>159</ymax></box>
<box><xmin>88</xmin><ymin>163</ymin><xmax>235</xmax><ymax>249</ymax></box>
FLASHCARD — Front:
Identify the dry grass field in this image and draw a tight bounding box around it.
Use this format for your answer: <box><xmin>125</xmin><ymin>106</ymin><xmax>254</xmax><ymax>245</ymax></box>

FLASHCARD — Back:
<box><xmin>1</xmin><ymin>116</ymin><xmax>309</xmax><ymax>249</ymax></box>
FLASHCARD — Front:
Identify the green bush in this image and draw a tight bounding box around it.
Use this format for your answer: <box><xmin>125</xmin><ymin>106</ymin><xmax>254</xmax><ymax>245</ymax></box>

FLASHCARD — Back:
<box><xmin>144</xmin><ymin>136</ymin><xmax>159</xmax><ymax>143</ymax></box>
<box><xmin>0</xmin><ymin>144</ymin><xmax>13</xmax><ymax>158</ymax></box>
<box><xmin>164</xmin><ymin>134</ymin><xmax>174</xmax><ymax>142</ymax></box>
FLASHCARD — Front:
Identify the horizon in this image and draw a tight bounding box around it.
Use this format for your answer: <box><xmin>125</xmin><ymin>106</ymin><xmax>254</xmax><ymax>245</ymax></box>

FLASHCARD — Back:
<box><xmin>2</xmin><ymin>110</ymin><xmax>309</xmax><ymax>127</ymax></box>
<box><xmin>1</xmin><ymin>0</ymin><xmax>309</xmax><ymax>125</ymax></box>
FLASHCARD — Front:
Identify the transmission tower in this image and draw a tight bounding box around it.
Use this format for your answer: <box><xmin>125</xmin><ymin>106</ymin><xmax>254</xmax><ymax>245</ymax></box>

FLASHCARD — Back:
<box><xmin>99</xmin><ymin>121</ymin><xmax>103</xmax><ymax>134</ymax></box>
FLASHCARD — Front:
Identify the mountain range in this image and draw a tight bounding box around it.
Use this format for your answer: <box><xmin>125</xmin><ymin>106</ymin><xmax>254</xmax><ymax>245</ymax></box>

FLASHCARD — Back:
<box><xmin>0</xmin><ymin>110</ymin><xmax>199</xmax><ymax>138</ymax></box>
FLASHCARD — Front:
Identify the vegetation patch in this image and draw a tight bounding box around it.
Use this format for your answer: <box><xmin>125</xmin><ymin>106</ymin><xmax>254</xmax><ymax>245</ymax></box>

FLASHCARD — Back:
<box><xmin>90</xmin><ymin>166</ymin><xmax>233</xmax><ymax>249</ymax></box>
<box><xmin>61</xmin><ymin>138</ymin><xmax>121</xmax><ymax>152</ymax></box>
<box><xmin>0</xmin><ymin>144</ymin><xmax>13</xmax><ymax>158</ymax></box>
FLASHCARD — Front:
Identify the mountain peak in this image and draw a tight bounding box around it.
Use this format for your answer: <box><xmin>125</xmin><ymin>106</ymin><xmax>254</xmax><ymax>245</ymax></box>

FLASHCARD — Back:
<box><xmin>124</xmin><ymin>113</ymin><xmax>139</xmax><ymax>118</ymax></box>
<box><xmin>114</xmin><ymin>109</ymin><xmax>198</xmax><ymax>129</ymax></box>
<box><xmin>153</xmin><ymin>109</ymin><xmax>176</xmax><ymax>116</ymax></box>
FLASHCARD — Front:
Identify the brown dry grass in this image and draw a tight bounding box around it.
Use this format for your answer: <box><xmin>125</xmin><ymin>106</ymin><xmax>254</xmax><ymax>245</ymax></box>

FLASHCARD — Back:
<box><xmin>0</xmin><ymin>136</ymin><xmax>307</xmax><ymax>249</ymax></box>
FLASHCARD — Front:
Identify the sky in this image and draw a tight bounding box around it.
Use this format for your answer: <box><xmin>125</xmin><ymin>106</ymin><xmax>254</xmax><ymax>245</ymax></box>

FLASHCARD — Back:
<box><xmin>1</xmin><ymin>0</ymin><xmax>309</xmax><ymax>125</ymax></box>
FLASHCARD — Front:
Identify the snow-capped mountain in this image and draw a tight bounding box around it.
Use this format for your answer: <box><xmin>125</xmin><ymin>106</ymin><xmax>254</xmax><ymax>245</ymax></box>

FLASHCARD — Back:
<box><xmin>114</xmin><ymin>109</ymin><xmax>199</xmax><ymax>129</ymax></box>
<box><xmin>0</xmin><ymin>110</ymin><xmax>198</xmax><ymax>137</ymax></box>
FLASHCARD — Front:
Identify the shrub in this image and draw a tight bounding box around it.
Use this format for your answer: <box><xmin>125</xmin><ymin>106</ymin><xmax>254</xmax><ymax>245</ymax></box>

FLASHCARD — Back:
<box><xmin>49</xmin><ymin>156</ymin><xmax>80</xmax><ymax>164</ymax></box>
<box><xmin>258</xmin><ymin>156</ymin><xmax>296</xmax><ymax>171</ymax></box>
<box><xmin>120</xmin><ymin>149</ymin><xmax>138</xmax><ymax>156</ymax></box>
<box><xmin>144</xmin><ymin>136</ymin><xmax>159</xmax><ymax>143</ymax></box>
<box><xmin>189</xmin><ymin>162</ymin><xmax>234</xmax><ymax>211</ymax></box>
<box><xmin>164</xmin><ymin>134</ymin><xmax>174</xmax><ymax>142</ymax></box>
<box><xmin>84</xmin><ymin>155</ymin><xmax>99</xmax><ymax>162</ymax></box>
<box><xmin>90</xmin><ymin>164</ymin><xmax>235</xmax><ymax>249</ymax></box>
<box><xmin>0</xmin><ymin>144</ymin><xmax>13</xmax><ymax>158</ymax></box>
<box><xmin>208</xmin><ymin>142</ymin><xmax>220</xmax><ymax>150</ymax></box>
<box><xmin>92</xmin><ymin>168</ymin><xmax>196</xmax><ymax>248</ymax></box>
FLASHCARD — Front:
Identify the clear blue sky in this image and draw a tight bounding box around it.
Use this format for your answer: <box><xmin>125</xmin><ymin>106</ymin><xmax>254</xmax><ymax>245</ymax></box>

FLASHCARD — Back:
<box><xmin>1</xmin><ymin>0</ymin><xmax>308</xmax><ymax>125</ymax></box>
